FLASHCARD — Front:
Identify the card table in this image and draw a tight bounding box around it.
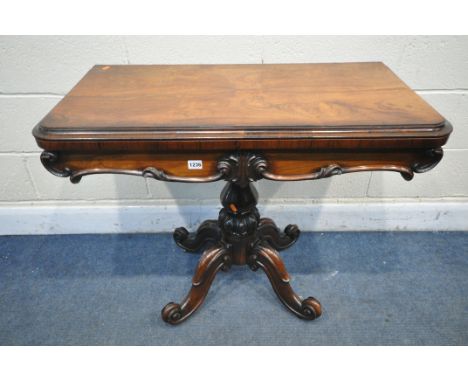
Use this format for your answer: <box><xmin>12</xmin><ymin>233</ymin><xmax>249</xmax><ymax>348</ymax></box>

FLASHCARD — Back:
<box><xmin>33</xmin><ymin>63</ymin><xmax>452</xmax><ymax>324</ymax></box>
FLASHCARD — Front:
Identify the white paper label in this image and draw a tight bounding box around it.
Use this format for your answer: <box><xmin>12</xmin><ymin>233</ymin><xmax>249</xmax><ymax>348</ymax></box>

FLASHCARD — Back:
<box><xmin>188</xmin><ymin>160</ymin><xmax>203</xmax><ymax>170</ymax></box>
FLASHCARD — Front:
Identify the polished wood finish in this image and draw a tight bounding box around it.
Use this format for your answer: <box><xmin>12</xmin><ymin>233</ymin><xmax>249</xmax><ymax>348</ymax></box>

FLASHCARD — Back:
<box><xmin>39</xmin><ymin>148</ymin><xmax>444</xmax><ymax>184</ymax></box>
<box><xmin>165</xmin><ymin>170</ymin><xmax>321</xmax><ymax>324</ymax></box>
<box><xmin>32</xmin><ymin>63</ymin><xmax>452</xmax><ymax>324</ymax></box>
<box><xmin>39</xmin><ymin>63</ymin><xmax>444</xmax><ymax>129</ymax></box>
<box><xmin>33</xmin><ymin>63</ymin><xmax>451</xmax><ymax>152</ymax></box>
<box><xmin>174</xmin><ymin>220</ymin><xmax>221</xmax><ymax>252</ymax></box>
<box><xmin>162</xmin><ymin>244</ymin><xmax>231</xmax><ymax>324</ymax></box>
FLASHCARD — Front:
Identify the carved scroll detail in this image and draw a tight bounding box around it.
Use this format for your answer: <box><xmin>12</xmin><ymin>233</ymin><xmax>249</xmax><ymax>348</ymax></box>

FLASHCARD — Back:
<box><xmin>161</xmin><ymin>244</ymin><xmax>231</xmax><ymax>325</ymax></box>
<box><xmin>40</xmin><ymin>148</ymin><xmax>444</xmax><ymax>185</ymax></box>
<box><xmin>142</xmin><ymin>167</ymin><xmax>224</xmax><ymax>183</ymax></box>
<box><xmin>411</xmin><ymin>148</ymin><xmax>443</xmax><ymax>174</ymax></box>
<box><xmin>248</xmin><ymin>243</ymin><xmax>322</xmax><ymax>320</ymax></box>
<box><xmin>217</xmin><ymin>152</ymin><xmax>265</xmax><ymax>187</ymax></box>
<box><xmin>252</xmin><ymin>148</ymin><xmax>444</xmax><ymax>182</ymax></box>
<box><xmin>39</xmin><ymin>151</ymin><xmax>225</xmax><ymax>184</ymax></box>
<box><xmin>40</xmin><ymin>151</ymin><xmax>73</xmax><ymax>179</ymax></box>
<box><xmin>173</xmin><ymin>220</ymin><xmax>221</xmax><ymax>252</ymax></box>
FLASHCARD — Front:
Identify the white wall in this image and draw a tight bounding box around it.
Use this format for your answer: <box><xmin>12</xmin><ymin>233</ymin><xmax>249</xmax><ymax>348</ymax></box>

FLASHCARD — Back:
<box><xmin>1</xmin><ymin>36</ymin><xmax>467</xmax><ymax>233</ymax></box>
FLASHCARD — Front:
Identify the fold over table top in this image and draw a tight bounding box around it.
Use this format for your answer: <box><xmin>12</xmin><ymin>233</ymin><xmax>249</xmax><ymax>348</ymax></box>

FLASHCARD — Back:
<box><xmin>33</xmin><ymin>62</ymin><xmax>451</xmax><ymax>151</ymax></box>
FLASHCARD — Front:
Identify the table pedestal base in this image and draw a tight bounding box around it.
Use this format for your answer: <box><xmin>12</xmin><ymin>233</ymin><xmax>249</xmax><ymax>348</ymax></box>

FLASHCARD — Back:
<box><xmin>161</xmin><ymin>180</ymin><xmax>322</xmax><ymax>325</ymax></box>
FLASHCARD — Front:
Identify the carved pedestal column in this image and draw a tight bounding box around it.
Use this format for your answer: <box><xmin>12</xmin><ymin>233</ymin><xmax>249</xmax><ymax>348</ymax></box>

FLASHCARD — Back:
<box><xmin>163</xmin><ymin>153</ymin><xmax>322</xmax><ymax>324</ymax></box>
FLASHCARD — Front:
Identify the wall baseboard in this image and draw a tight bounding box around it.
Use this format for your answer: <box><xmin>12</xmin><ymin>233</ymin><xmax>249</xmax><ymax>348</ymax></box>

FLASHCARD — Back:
<box><xmin>0</xmin><ymin>202</ymin><xmax>466</xmax><ymax>235</ymax></box>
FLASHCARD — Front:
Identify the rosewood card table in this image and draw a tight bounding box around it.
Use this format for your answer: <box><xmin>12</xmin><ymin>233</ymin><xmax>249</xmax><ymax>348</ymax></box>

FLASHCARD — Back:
<box><xmin>32</xmin><ymin>63</ymin><xmax>452</xmax><ymax>324</ymax></box>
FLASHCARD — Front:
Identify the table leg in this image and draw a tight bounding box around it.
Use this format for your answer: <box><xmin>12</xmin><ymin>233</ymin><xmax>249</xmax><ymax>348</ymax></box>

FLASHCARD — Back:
<box><xmin>257</xmin><ymin>218</ymin><xmax>300</xmax><ymax>251</ymax></box>
<box><xmin>173</xmin><ymin>220</ymin><xmax>221</xmax><ymax>252</ymax></box>
<box><xmin>161</xmin><ymin>243</ymin><xmax>231</xmax><ymax>324</ymax></box>
<box><xmin>248</xmin><ymin>243</ymin><xmax>322</xmax><ymax>320</ymax></box>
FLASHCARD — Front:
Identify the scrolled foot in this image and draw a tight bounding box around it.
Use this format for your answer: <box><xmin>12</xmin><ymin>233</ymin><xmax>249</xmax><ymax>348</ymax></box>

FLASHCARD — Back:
<box><xmin>257</xmin><ymin>218</ymin><xmax>300</xmax><ymax>251</ymax></box>
<box><xmin>173</xmin><ymin>219</ymin><xmax>221</xmax><ymax>252</ymax></box>
<box><xmin>301</xmin><ymin>296</ymin><xmax>322</xmax><ymax>320</ymax></box>
<box><xmin>250</xmin><ymin>243</ymin><xmax>321</xmax><ymax>320</ymax></box>
<box><xmin>161</xmin><ymin>302</ymin><xmax>183</xmax><ymax>324</ymax></box>
<box><xmin>173</xmin><ymin>227</ymin><xmax>189</xmax><ymax>243</ymax></box>
<box><xmin>162</xmin><ymin>244</ymin><xmax>230</xmax><ymax>325</ymax></box>
<box><xmin>284</xmin><ymin>224</ymin><xmax>300</xmax><ymax>242</ymax></box>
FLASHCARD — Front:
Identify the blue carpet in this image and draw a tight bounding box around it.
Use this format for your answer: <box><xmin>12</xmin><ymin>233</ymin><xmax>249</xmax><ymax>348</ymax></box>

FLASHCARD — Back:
<box><xmin>0</xmin><ymin>232</ymin><xmax>467</xmax><ymax>345</ymax></box>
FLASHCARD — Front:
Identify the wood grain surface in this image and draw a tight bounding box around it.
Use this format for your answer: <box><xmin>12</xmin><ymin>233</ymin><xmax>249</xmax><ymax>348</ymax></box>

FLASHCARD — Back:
<box><xmin>33</xmin><ymin>62</ymin><xmax>452</xmax><ymax>154</ymax></box>
<box><xmin>37</xmin><ymin>62</ymin><xmax>445</xmax><ymax>130</ymax></box>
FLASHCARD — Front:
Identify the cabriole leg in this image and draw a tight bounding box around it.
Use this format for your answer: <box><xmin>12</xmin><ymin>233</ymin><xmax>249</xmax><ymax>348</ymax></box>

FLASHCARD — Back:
<box><xmin>161</xmin><ymin>244</ymin><xmax>231</xmax><ymax>324</ymax></box>
<box><xmin>257</xmin><ymin>218</ymin><xmax>300</xmax><ymax>251</ymax></box>
<box><xmin>173</xmin><ymin>220</ymin><xmax>221</xmax><ymax>252</ymax></box>
<box><xmin>248</xmin><ymin>243</ymin><xmax>322</xmax><ymax>320</ymax></box>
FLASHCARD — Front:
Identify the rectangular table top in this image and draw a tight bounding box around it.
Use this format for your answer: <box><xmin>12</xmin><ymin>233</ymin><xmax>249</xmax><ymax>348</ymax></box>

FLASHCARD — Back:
<box><xmin>32</xmin><ymin>63</ymin><xmax>452</xmax><ymax>185</ymax></box>
<box><xmin>33</xmin><ymin>62</ymin><xmax>451</xmax><ymax>151</ymax></box>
